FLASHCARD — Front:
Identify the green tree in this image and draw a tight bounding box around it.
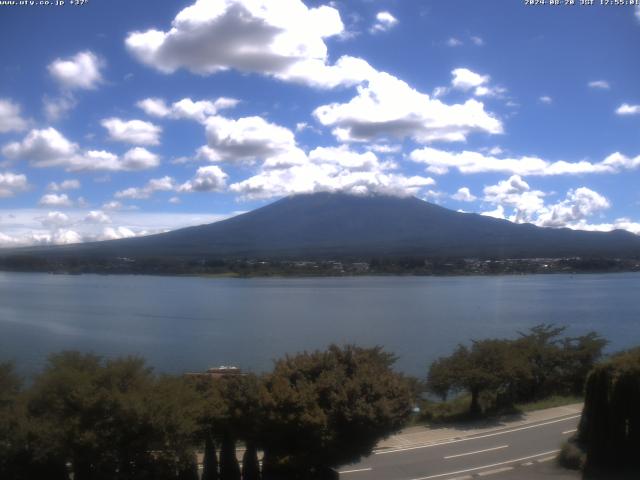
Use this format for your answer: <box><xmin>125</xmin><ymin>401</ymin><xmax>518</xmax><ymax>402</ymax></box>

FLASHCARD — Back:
<box><xmin>260</xmin><ymin>344</ymin><xmax>412</xmax><ymax>477</ymax></box>
<box><xmin>427</xmin><ymin>340</ymin><xmax>529</xmax><ymax>415</ymax></box>
<box><xmin>26</xmin><ymin>352</ymin><xmax>203</xmax><ymax>480</ymax></box>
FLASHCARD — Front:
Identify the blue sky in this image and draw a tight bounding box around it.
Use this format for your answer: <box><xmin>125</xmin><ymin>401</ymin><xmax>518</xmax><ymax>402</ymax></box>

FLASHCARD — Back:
<box><xmin>0</xmin><ymin>0</ymin><xmax>639</xmax><ymax>245</ymax></box>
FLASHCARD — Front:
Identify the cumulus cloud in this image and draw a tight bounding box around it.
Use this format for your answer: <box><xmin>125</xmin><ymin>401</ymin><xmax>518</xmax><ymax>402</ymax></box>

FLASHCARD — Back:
<box><xmin>470</xmin><ymin>36</ymin><xmax>484</xmax><ymax>46</ymax></box>
<box><xmin>313</xmin><ymin>70</ymin><xmax>503</xmax><ymax>143</ymax></box>
<box><xmin>616</xmin><ymin>103</ymin><xmax>640</xmax><ymax>116</ymax></box>
<box><xmin>409</xmin><ymin>147</ymin><xmax>640</xmax><ymax>176</ymax></box>
<box><xmin>0</xmin><ymin>99</ymin><xmax>28</xmax><ymax>133</ymax></box>
<box><xmin>2</xmin><ymin>128</ymin><xmax>160</xmax><ymax>171</ymax></box>
<box><xmin>137</xmin><ymin>96</ymin><xmax>238</xmax><ymax>123</ymax></box>
<box><xmin>39</xmin><ymin>193</ymin><xmax>73</xmax><ymax>208</ymax></box>
<box><xmin>479</xmin><ymin>176</ymin><xmax>613</xmax><ymax>230</ymax></box>
<box><xmin>482</xmin><ymin>175</ymin><xmax>546</xmax><ymax>223</ymax></box>
<box><xmin>536</xmin><ymin>187</ymin><xmax>610</xmax><ymax>228</ymax></box>
<box><xmin>101</xmin><ymin>118</ymin><xmax>162</xmax><ymax>145</ymax></box>
<box><xmin>451</xmin><ymin>187</ymin><xmax>477</xmax><ymax>202</ymax></box>
<box><xmin>588</xmin><ymin>80</ymin><xmax>610</xmax><ymax>90</ymax></box>
<box><xmin>47</xmin><ymin>51</ymin><xmax>104</xmax><ymax>90</ymax></box>
<box><xmin>370</xmin><ymin>11</ymin><xmax>398</xmax><ymax>33</ymax></box>
<box><xmin>48</xmin><ymin>179</ymin><xmax>80</xmax><ymax>191</ymax></box>
<box><xmin>451</xmin><ymin>68</ymin><xmax>489</xmax><ymax>91</ymax></box>
<box><xmin>0</xmin><ymin>208</ymin><xmax>233</xmax><ymax>247</ymax></box>
<box><xmin>0</xmin><ymin>172</ymin><xmax>28</xmax><ymax>198</ymax></box>
<box><xmin>446</xmin><ymin>37</ymin><xmax>463</xmax><ymax>47</ymax></box>
<box><xmin>40</xmin><ymin>211</ymin><xmax>71</xmax><ymax>228</ymax></box>
<box><xmin>203</xmin><ymin>114</ymin><xmax>300</xmax><ymax>163</ymax></box>
<box><xmin>539</xmin><ymin>96</ymin><xmax>553</xmax><ymax>104</ymax></box>
<box><xmin>230</xmin><ymin>145</ymin><xmax>434</xmax><ymax>200</ymax></box>
<box><xmin>115</xmin><ymin>176</ymin><xmax>176</xmax><ymax>200</ymax></box>
<box><xmin>84</xmin><ymin>210</ymin><xmax>111</xmax><ymax>224</ymax></box>
<box><xmin>120</xmin><ymin>147</ymin><xmax>161</xmax><ymax>170</ymax></box>
<box><xmin>178</xmin><ymin>166</ymin><xmax>228</xmax><ymax>193</ymax></box>
<box><xmin>125</xmin><ymin>0</ymin><xmax>371</xmax><ymax>89</ymax></box>
<box><xmin>42</xmin><ymin>94</ymin><xmax>77</xmax><ymax>122</ymax></box>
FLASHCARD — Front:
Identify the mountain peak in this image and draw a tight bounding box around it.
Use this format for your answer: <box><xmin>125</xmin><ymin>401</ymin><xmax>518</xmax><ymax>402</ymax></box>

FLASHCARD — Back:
<box><xmin>7</xmin><ymin>192</ymin><xmax>640</xmax><ymax>260</ymax></box>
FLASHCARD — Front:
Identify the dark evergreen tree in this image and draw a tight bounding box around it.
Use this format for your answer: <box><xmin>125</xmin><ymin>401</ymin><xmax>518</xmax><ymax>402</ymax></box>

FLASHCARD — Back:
<box><xmin>241</xmin><ymin>442</ymin><xmax>260</xmax><ymax>480</ymax></box>
<box><xmin>219</xmin><ymin>434</ymin><xmax>241</xmax><ymax>480</ymax></box>
<box><xmin>177</xmin><ymin>452</ymin><xmax>199</xmax><ymax>480</ymax></box>
<box><xmin>202</xmin><ymin>433</ymin><xmax>219</xmax><ymax>480</ymax></box>
<box><xmin>579</xmin><ymin>347</ymin><xmax>640</xmax><ymax>476</ymax></box>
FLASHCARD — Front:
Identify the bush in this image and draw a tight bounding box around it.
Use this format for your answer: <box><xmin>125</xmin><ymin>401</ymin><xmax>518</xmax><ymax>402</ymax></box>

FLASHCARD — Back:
<box><xmin>558</xmin><ymin>440</ymin><xmax>585</xmax><ymax>471</ymax></box>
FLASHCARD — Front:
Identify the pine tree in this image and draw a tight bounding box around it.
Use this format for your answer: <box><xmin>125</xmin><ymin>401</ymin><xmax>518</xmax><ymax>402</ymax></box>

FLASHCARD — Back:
<box><xmin>241</xmin><ymin>442</ymin><xmax>260</xmax><ymax>480</ymax></box>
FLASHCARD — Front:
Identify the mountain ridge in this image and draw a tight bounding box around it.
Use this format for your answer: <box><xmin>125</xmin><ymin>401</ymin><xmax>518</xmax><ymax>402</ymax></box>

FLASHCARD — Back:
<box><xmin>3</xmin><ymin>192</ymin><xmax>640</xmax><ymax>260</ymax></box>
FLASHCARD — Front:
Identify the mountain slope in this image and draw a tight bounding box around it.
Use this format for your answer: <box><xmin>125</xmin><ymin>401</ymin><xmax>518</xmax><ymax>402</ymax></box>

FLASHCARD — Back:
<box><xmin>7</xmin><ymin>192</ymin><xmax>640</xmax><ymax>259</ymax></box>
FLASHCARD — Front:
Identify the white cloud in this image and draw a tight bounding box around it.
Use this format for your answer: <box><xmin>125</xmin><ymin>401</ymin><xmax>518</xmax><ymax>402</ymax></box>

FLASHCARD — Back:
<box><xmin>481</xmin><ymin>205</ymin><xmax>505</xmax><ymax>220</ymax></box>
<box><xmin>2</xmin><ymin>128</ymin><xmax>77</xmax><ymax>167</ymax></box>
<box><xmin>313</xmin><ymin>70</ymin><xmax>503</xmax><ymax>143</ymax></box>
<box><xmin>39</xmin><ymin>193</ymin><xmax>73</xmax><ymax>208</ymax></box>
<box><xmin>482</xmin><ymin>175</ymin><xmax>546</xmax><ymax>223</ymax></box>
<box><xmin>480</xmin><ymin>176</ymin><xmax>613</xmax><ymax>229</ymax></box>
<box><xmin>101</xmin><ymin>118</ymin><xmax>162</xmax><ymax>145</ymax></box>
<box><xmin>115</xmin><ymin>176</ymin><xmax>176</xmax><ymax>200</ymax></box>
<box><xmin>48</xmin><ymin>179</ymin><xmax>80</xmax><ymax>191</ymax></box>
<box><xmin>2</xmin><ymin>128</ymin><xmax>160</xmax><ymax>172</ymax></box>
<box><xmin>0</xmin><ymin>99</ymin><xmax>28</xmax><ymax>133</ymax></box>
<box><xmin>409</xmin><ymin>147</ymin><xmax>640</xmax><ymax>176</ymax></box>
<box><xmin>40</xmin><ymin>211</ymin><xmax>71</xmax><ymax>228</ymax></box>
<box><xmin>0</xmin><ymin>208</ymin><xmax>234</xmax><ymax>247</ymax></box>
<box><xmin>451</xmin><ymin>187</ymin><xmax>477</xmax><ymax>202</ymax></box>
<box><xmin>178</xmin><ymin>166</ymin><xmax>228</xmax><ymax>193</ymax></box>
<box><xmin>449</xmin><ymin>68</ymin><xmax>504</xmax><ymax>98</ymax></box>
<box><xmin>539</xmin><ymin>96</ymin><xmax>553</xmax><ymax>104</ymax></box>
<box><xmin>120</xmin><ymin>147</ymin><xmax>161</xmax><ymax>170</ymax></box>
<box><xmin>102</xmin><ymin>201</ymin><xmax>125</xmax><ymax>211</ymax></box>
<box><xmin>125</xmin><ymin>0</ymin><xmax>371</xmax><ymax>89</ymax></box>
<box><xmin>615</xmin><ymin>103</ymin><xmax>640</xmax><ymax>116</ymax></box>
<box><xmin>43</xmin><ymin>95</ymin><xmax>77</xmax><ymax>122</ymax></box>
<box><xmin>0</xmin><ymin>172</ymin><xmax>28</xmax><ymax>198</ymax></box>
<box><xmin>136</xmin><ymin>98</ymin><xmax>171</xmax><ymax>117</ymax></box>
<box><xmin>451</xmin><ymin>68</ymin><xmax>489</xmax><ymax>91</ymax></box>
<box><xmin>535</xmin><ymin>187</ymin><xmax>610</xmax><ymax>228</ymax></box>
<box><xmin>470</xmin><ymin>36</ymin><xmax>484</xmax><ymax>46</ymax></box>
<box><xmin>204</xmin><ymin>114</ymin><xmax>300</xmax><ymax>163</ymax></box>
<box><xmin>370</xmin><ymin>11</ymin><xmax>398</xmax><ymax>33</ymax></box>
<box><xmin>47</xmin><ymin>51</ymin><xmax>104</xmax><ymax>90</ymax></box>
<box><xmin>588</xmin><ymin>80</ymin><xmax>610</xmax><ymax>90</ymax></box>
<box><xmin>84</xmin><ymin>210</ymin><xmax>111</xmax><ymax>224</ymax></box>
<box><xmin>636</xmin><ymin>5</ymin><xmax>640</xmax><ymax>22</ymax></box>
<box><xmin>446</xmin><ymin>37</ymin><xmax>463</xmax><ymax>47</ymax></box>
<box><xmin>137</xmin><ymin>96</ymin><xmax>238</xmax><ymax>123</ymax></box>
<box><xmin>230</xmin><ymin>145</ymin><xmax>434</xmax><ymax>200</ymax></box>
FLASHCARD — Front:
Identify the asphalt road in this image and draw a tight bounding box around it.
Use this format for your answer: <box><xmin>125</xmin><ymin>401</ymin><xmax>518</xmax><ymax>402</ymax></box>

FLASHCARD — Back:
<box><xmin>339</xmin><ymin>413</ymin><xmax>580</xmax><ymax>480</ymax></box>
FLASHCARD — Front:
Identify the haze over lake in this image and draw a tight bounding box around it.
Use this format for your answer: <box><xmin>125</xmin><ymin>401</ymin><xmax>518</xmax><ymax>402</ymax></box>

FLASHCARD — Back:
<box><xmin>2</xmin><ymin>271</ymin><xmax>638</xmax><ymax>378</ymax></box>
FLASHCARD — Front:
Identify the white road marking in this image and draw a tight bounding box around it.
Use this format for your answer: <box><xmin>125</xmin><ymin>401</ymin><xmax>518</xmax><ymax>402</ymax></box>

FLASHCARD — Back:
<box><xmin>562</xmin><ymin>429</ymin><xmax>577</xmax><ymax>435</ymax></box>
<box><xmin>408</xmin><ymin>449</ymin><xmax>560</xmax><ymax>480</ymax></box>
<box><xmin>339</xmin><ymin>467</ymin><xmax>373</xmax><ymax>474</ymax></box>
<box><xmin>376</xmin><ymin>415</ymin><xmax>579</xmax><ymax>456</ymax></box>
<box><xmin>477</xmin><ymin>466</ymin><xmax>513</xmax><ymax>476</ymax></box>
<box><xmin>444</xmin><ymin>445</ymin><xmax>509</xmax><ymax>460</ymax></box>
<box><xmin>536</xmin><ymin>455</ymin><xmax>556</xmax><ymax>463</ymax></box>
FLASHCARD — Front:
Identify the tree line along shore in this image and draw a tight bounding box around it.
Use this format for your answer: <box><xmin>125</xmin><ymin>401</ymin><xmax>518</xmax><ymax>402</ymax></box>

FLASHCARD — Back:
<box><xmin>1</xmin><ymin>254</ymin><xmax>640</xmax><ymax>277</ymax></box>
<box><xmin>0</xmin><ymin>325</ymin><xmax>638</xmax><ymax>479</ymax></box>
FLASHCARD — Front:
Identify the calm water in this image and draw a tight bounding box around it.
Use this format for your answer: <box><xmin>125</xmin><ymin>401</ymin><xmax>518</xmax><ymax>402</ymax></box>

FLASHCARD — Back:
<box><xmin>1</xmin><ymin>272</ymin><xmax>639</xmax><ymax>378</ymax></box>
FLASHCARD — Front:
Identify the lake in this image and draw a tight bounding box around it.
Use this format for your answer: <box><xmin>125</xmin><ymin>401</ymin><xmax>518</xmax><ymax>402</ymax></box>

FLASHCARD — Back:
<box><xmin>1</xmin><ymin>271</ymin><xmax>639</xmax><ymax>379</ymax></box>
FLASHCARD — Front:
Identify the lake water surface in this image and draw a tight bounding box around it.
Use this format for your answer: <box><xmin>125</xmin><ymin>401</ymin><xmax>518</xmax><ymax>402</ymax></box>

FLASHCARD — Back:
<box><xmin>1</xmin><ymin>271</ymin><xmax>639</xmax><ymax>378</ymax></box>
